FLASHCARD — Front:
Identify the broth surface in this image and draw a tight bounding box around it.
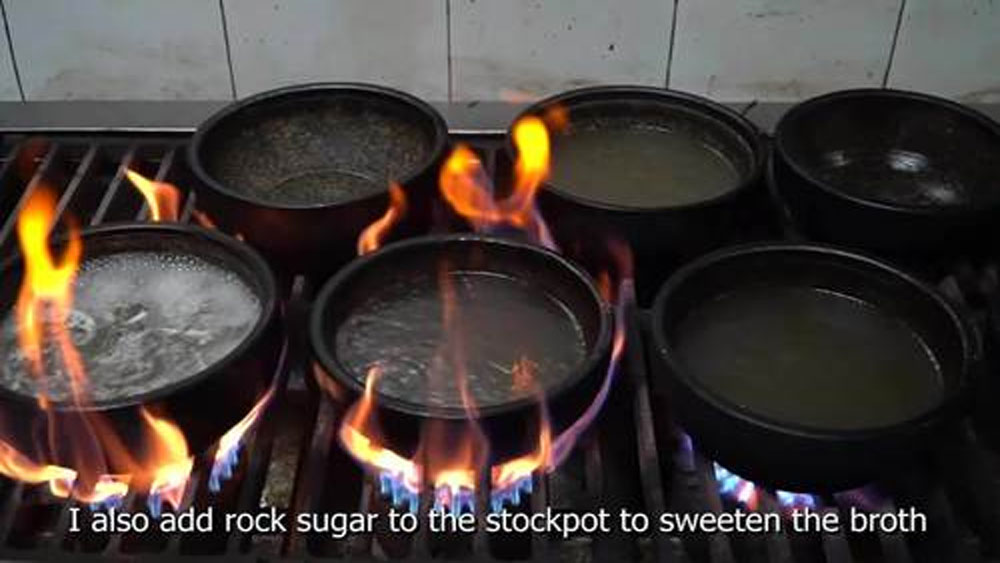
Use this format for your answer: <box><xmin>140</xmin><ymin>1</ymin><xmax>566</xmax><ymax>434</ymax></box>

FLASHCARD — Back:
<box><xmin>674</xmin><ymin>286</ymin><xmax>943</xmax><ymax>429</ymax></box>
<box><xmin>816</xmin><ymin>148</ymin><xmax>969</xmax><ymax>206</ymax></box>
<box><xmin>0</xmin><ymin>251</ymin><xmax>262</xmax><ymax>403</ymax></box>
<box><xmin>550</xmin><ymin>127</ymin><xmax>741</xmax><ymax>207</ymax></box>
<box><xmin>207</xmin><ymin>100</ymin><xmax>432</xmax><ymax>206</ymax></box>
<box><xmin>336</xmin><ymin>271</ymin><xmax>587</xmax><ymax>409</ymax></box>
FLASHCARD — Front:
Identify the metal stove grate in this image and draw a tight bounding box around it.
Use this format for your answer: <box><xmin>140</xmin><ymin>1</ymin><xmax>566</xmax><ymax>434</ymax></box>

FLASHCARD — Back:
<box><xmin>0</xmin><ymin>131</ymin><xmax>997</xmax><ymax>562</ymax></box>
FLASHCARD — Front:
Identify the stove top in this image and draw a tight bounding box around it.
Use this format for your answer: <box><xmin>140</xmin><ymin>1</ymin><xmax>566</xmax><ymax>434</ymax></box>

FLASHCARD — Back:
<box><xmin>0</xmin><ymin>124</ymin><xmax>998</xmax><ymax>562</ymax></box>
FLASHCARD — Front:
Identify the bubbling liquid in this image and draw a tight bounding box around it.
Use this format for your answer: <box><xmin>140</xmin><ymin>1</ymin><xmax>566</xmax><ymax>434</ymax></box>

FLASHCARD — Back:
<box><xmin>0</xmin><ymin>251</ymin><xmax>262</xmax><ymax>403</ymax></box>
<box><xmin>335</xmin><ymin>271</ymin><xmax>587</xmax><ymax>410</ymax></box>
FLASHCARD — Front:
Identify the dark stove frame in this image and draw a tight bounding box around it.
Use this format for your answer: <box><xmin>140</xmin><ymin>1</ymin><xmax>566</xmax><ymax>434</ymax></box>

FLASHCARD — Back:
<box><xmin>0</xmin><ymin>116</ymin><xmax>997</xmax><ymax>562</ymax></box>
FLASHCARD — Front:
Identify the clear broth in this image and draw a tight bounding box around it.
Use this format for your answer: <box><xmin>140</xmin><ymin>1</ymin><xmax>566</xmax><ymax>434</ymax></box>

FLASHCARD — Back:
<box><xmin>674</xmin><ymin>286</ymin><xmax>943</xmax><ymax>429</ymax></box>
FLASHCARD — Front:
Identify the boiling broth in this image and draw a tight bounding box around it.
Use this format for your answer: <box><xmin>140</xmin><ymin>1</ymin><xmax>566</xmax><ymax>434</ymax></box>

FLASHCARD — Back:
<box><xmin>674</xmin><ymin>286</ymin><xmax>943</xmax><ymax>429</ymax></box>
<box><xmin>550</xmin><ymin>127</ymin><xmax>741</xmax><ymax>207</ymax></box>
<box><xmin>0</xmin><ymin>251</ymin><xmax>262</xmax><ymax>403</ymax></box>
<box><xmin>336</xmin><ymin>271</ymin><xmax>586</xmax><ymax>409</ymax></box>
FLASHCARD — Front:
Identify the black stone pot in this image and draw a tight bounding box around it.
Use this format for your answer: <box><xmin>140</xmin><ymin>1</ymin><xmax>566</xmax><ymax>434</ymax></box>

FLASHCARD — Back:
<box><xmin>651</xmin><ymin>243</ymin><xmax>977</xmax><ymax>491</ymax></box>
<box><xmin>309</xmin><ymin>234</ymin><xmax>612</xmax><ymax>465</ymax></box>
<box><xmin>510</xmin><ymin>85</ymin><xmax>770</xmax><ymax>305</ymax></box>
<box><xmin>188</xmin><ymin>82</ymin><xmax>450</xmax><ymax>280</ymax></box>
<box><xmin>773</xmin><ymin>88</ymin><xmax>1000</xmax><ymax>270</ymax></box>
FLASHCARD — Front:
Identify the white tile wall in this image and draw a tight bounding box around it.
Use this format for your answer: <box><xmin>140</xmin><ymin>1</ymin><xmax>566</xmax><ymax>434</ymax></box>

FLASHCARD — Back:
<box><xmin>670</xmin><ymin>0</ymin><xmax>902</xmax><ymax>102</ymax></box>
<box><xmin>4</xmin><ymin>0</ymin><xmax>232</xmax><ymax>100</ymax></box>
<box><xmin>223</xmin><ymin>0</ymin><xmax>448</xmax><ymax>101</ymax></box>
<box><xmin>0</xmin><ymin>0</ymin><xmax>995</xmax><ymax>103</ymax></box>
<box><xmin>889</xmin><ymin>0</ymin><xmax>1000</xmax><ymax>103</ymax></box>
<box><xmin>450</xmin><ymin>0</ymin><xmax>674</xmax><ymax>101</ymax></box>
<box><xmin>0</xmin><ymin>9</ymin><xmax>19</xmax><ymax>101</ymax></box>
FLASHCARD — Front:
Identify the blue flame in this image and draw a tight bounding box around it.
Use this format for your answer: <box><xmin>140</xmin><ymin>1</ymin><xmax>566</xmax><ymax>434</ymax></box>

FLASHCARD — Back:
<box><xmin>209</xmin><ymin>440</ymin><xmax>242</xmax><ymax>494</ymax></box>
<box><xmin>146</xmin><ymin>492</ymin><xmax>165</xmax><ymax>519</ymax></box>
<box><xmin>713</xmin><ymin>463</ymin><xmax>820</xmax><ymax>511</ymax></box>
<box><xmin>490</xmin><ymin>475</ymin><xmax>532</xmax><ymax>513</ymax></box>
<box><xmin>88</xmin><ymin>494</ymin><xmax>123</xmax><ymax>513</ymax></box>
<box><xmin>713</xmin><ymin>464</ymin><xmax>745</xmax><ymax>497</ymax></box>
<box><xmin>379</xmin><ymin>471</ymin><xmax>420</xmax><ymax>514</ymax></box>
<box><xmin>776</xmin><ymin>490</ymin><xmax>818</xmax><ymax>510</ymax></box>
<box><xmin>712</xmin><ymin>463</ymin><xmax>759</xmax><ymax>508</ymax></box>
<box><xmin>208</xmin><ymin>440</ymin><xmax>243</xmax><ymax>493</ymax></box>
<box><xmin>433</xmin><ymin>484</ymin><xmax>475</xmax><ymax>516</ymax></box>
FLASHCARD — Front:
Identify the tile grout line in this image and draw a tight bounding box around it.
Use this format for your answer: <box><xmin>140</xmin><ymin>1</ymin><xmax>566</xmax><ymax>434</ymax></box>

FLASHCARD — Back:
<box><xmin>882</xmin><ymin>0</ymin><xmax>908</xmax><ymax>88</ymax></box>
<box><xmin>446</xmin><ymin>0</ymin><xmax>454</xmax><ymax>102</ymax></box>
<box><xmin>664</xmin><ymin>0</ymin><xmax>680</xmax><ymax>88</ymax></box>
<box><xmin>218</xmin><ymin>0</ymin><xmax>238</xmax><ymax>100</ymax></box>
<box><xmin>0</xmin><ymin>0</ymin><xmax>24</xmax><ymax>101</ymax></box>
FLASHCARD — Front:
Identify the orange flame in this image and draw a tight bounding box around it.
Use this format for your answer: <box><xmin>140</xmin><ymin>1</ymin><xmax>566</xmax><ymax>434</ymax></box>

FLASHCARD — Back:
<box><xmin>423</xmin><ymin>263</ymin><xmax>487</xmax><ymax>508</ymax></box>
<box><xmin>16</xmin><ymin>188</ymin><xmax>82</xmax><ymax>380</ymax></box>
<box><xmin>550</xmin><ymin>242</ymin><xmax>633</xmax><ymax>468</ymax></box>
<box><xmin>541</xmin><ymin>104</ymin><xmax>570</xmax><ymax>133</ymax></box>
<box><xmin>490</xmin><ymin>424</ymin><xmax>550</xmax><ymax>494</ymax></box>
<box><xmin>440</xmin><ymin>116</ymin><xmax>555</xmax><ymax>249</ymax></box>
<box><xmin>492</xmin><ymin>243</ymin><xmax>632</xmax><ymax>490</ymax></box>
<box><xmin>126</xmin><ymin>169</ymin><xmax>180</xmax><ymax>222</ymax></box>
<box><xmin>357</xmin><ymin>183</ymin><xmax>407</xmax><ymax>256</ymax></box>
<box><xmin>423</xmin><ymin>416</ymin><xmax>480</xmax><ymax>508</ymax></box>
<box><xmin>214</xmin><ymin>385</ymin><xmax>275</xmax><ymax>471</ymax></box>
<box><xmin>511</xmin><ymin>117</ymin><xmax>551</xmax><ymax>203</ymax></box>
<box><xmin>333</xmin><ymin>265</ymin><xmax>492</xmax><ymax>511</ymax></box>
<box><xmin>141</xmin><ymin>408</ymin><xmax>193</xmax><ymax>512</ymax></box>
<box><xmin>190</xmin><ymin>209</ymin><xmax>244</xmax><ymax>242</ymax></box>
<box><xmin>338</xmin><ymin>366</ymin><xmax>421</xmax><ymax>492</ymax></box>
<box><xmin>0</xmin><ymin>440</ymin><xmax>76</xmax><ymax>490</ymax></box>
<box><xmin>54</xmin><ymin>474</ymin><xmax>131</xmax><ymax>505</ymax></box>
<box><xmin>0</xmin><ymin>186</ymin><xmax>198</xmax><ymax>508</ymax></box>
<box><xmin>336</xmin><ymin>104</ymin><xmax>634</xmax><ymax>511</ymax></box>
<box><xmin>8</xmin><ymin>188</ymin><xmax>115</xmax><ymax>502</ymax></box>
<box><xmin>191</xmin><ymin>210</ymin><xmax>217</xmax><ymax>230</ymax></box>
<box><xmin>490</xmin><ymin>358</ymin><xmax>551</xmax><ymax>493</ymax></box>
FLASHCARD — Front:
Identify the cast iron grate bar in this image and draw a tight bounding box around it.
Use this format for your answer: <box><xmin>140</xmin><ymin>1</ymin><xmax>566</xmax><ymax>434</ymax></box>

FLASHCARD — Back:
<box><xmin>0</xmin><ymin>132</ymin><xmax>996</xmax><ymax>562</ymax></box>
<box><xmin>89</xmin><ymin>145</ymin><xmax>136</xmax><ymax>227</ymax></box>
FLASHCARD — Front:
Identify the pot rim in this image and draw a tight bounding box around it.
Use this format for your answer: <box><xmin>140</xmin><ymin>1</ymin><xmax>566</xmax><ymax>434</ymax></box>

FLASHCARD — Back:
<box><xmin>309</xmin><ymin>233</ymin><xmax>614</xmax><ymax>420</ymax></box>
<box><xmin>0</xmin><ymin>222</ymin><xmax>279</xmax><ymax>412</ymax></box>
<box><xmin>509</xmin><ymin>84</ymin><xmax>768</xmax><ymax>213</ymax></box>
<box><xmin>651</xmin><ymin>241</ymin><xmax>975</xmax><ymax>442</ymax></box>
<box><xmin>773</xmin><ymin>87</ymin><xmax>1000</xmax><ymax>217</ymax></box>
<box><xmin>187</xmin><ymin>82</ymin><xmax>450</xmax><ymax>211</ymax></box>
